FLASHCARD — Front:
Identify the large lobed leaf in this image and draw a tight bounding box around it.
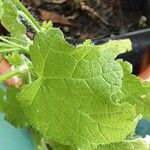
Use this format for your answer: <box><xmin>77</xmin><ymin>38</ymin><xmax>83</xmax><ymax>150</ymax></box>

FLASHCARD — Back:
<box><xmin>17</xmin><ymin>29</ymin><xmax>138</xmax><ymax>149</ymax></box>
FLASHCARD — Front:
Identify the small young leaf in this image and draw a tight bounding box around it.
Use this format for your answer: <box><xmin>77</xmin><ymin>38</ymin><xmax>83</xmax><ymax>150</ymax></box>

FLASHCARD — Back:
<box><xmin>6</xmin><ymin>52</ymin><xmax>23</xmax><ymax>66</ymax></box>
<box><xmin>0</xmin><ymin>0</ymin><xmax>26</xmax><ymax>38</ymax></box>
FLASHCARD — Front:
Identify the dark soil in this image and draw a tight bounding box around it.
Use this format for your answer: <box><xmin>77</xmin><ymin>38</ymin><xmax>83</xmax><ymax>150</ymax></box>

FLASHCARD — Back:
<box><xmin>20</xmin><ymin>0</ymin><xmax>150</xmax><ymax>42</ymax></box>
<box><xmin>1</xmin><ymin>0</ymin><xmax>150</xmax><ymax>77</ymax></box>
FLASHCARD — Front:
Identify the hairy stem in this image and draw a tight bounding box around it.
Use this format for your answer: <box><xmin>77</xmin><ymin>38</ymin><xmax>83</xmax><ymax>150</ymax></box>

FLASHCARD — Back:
<box><xmin>0</xmin><ymin>69</ymin><xmax>20</xmax><ymax>83</ymax></box>
<box><xmin>13</xmin><ymin>0</ymin><xmax>41</xmax><ymax>32</ymax></box>
<box><xmin>0</xmin><ymin>48</ymin><xmax>23</xmax><ymax>53</ymax></box>
<box><xmin>0</xmin><ymin>64</ymin><xmax>28</xmax><ymax>83</ymax></box>
<box><xmin>0</xmin><ymin>37</ymin><xmax>29</xmax><ymax>54</ymax></box>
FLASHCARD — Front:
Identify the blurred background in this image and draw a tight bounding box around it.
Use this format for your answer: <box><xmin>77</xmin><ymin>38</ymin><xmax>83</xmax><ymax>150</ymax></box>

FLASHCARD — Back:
<box><xmin>21</xmin><ymin>0</ymin><xmax>150</xmax><ymax>41</ymax></box>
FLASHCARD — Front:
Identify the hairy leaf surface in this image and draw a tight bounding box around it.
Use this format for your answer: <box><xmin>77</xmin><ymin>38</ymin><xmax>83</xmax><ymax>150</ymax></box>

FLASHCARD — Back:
<box><xmin>17</xmin><ymin>29</ymin><xmax>137</xmax><ymax>149</ymax></box>
<box><xmin>0</xmin><ymin>0</ymin><xmax>26</xmax><ymax>38</ymax></box>
<box><xmin>96</xmin><ymin>139</ymin><xmax>150</xmax><ymax>150</ymax></box>
<box><xmin>113</xmin><ymin>60</ymin><xmax>150</xmax><ymax>118</ymax></box>
<box><xmin>0</xmin><ymin>87</ymin><xmax>28</xmax><ymax>127</ymax></box>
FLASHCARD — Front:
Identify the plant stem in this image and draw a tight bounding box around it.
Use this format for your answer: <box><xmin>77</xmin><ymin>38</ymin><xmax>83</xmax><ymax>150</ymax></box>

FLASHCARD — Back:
<box><xmin>0</xmin><ymin>37</ymin><xmax>29</xmax><ymax>54</ymax></box>
<box><xmin>18</xmin><ymin>11</ymin><xmax>40</xmax><ymax>33</ymax></box>
<box><xmin>0</xmin><ymin>48</ymin><xmax>23</xmax><ymax>53</ymax></box>
<box><xmin>0</xmin><ymin>64</ymin><xmax>28</xmax><ymax>83</ymax></box>
<box><xmin>0</xmin><ymin>69</ymin><xmax>20</xmax><ymax>83</ymax></box>
<box><xmin>14</xmin><ymin>0</ymin><xmax>41</xmax><ymax>32</ymax></box>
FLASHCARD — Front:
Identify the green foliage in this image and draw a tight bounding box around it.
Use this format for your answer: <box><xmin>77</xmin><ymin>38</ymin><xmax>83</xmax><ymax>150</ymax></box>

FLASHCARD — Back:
<box><xmin>17</xmin><ymin>29</ymin><xmax>137</xmax><ymax>149</ymax></box>
<box><xmin>0</xmin><ymin>0</ymin><xmax>30</xmax><ymax>55</ymax></box>
<box><xmin>6</xmin><ymin>52</ymin><xmax>23</xmax><ymax>66</ymax></box>
<box><xmin>113</xmin><ymin>60</ymin><xmax>150</xmax><ymax>118</ymax></box>
<box><xmin>0</xmin><ymin>0</ymin><xmax>150</xmax><ymax>150</ymax></box>
<box><xmin>97</xmin><ymin>39</ymin><xmax>132</xmax><ymax>58</ymax></box>
<box><xmin>0</xmin><ymin>0</ymin><xmax>3</xmax><ymax>19</ymax></box>
<box><xmin>0</xmin><ymin>87</ymin><xmax>28</xmax><ymax>127</ymax></box>
<box><xmin>96</xmin><ymin>139</ymin><xmax>150</xmax><ymax>150</ymax></box>
<box><xmin>0</xmin><ymin>0</ymin><xmax>26</xmax><ymax>38</ymax></box>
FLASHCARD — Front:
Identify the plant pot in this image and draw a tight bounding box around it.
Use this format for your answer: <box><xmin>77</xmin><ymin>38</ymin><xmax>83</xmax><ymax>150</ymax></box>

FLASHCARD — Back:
<box><xmin>0</xmin><ymin>114</ymin><xmax>35</xmax><ymax>150</ymax></box>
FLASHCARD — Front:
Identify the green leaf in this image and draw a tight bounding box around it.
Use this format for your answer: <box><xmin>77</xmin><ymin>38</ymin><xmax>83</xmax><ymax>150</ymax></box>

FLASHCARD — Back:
<box><xmin>98</xmin><ymin>39</ymin><xmax>132</xmax><ymax>58</ymax></box>
<box><xmin>36</xmin><ymin>138</ymin><xmax>48</xmax><ymax>150</ymax></box>
<box><xmin>0</xmin><ymin>0</ymin><xmax>26</xmax><ymax>38</ymax></box>
<box><xmin>112</xmin><ymin>60</ymin><xmax>150</xmax><ymax>118</ymax></box>
<box><xmin>0</xmin><ymin>86</ymin><xmax>6</xmax><ymax>112</ymax></box>
<box><xmin>31</xmin><ymin>130</ymin><xmax>48</xmax><ymax>150</ymax></box>
<box><xmin>49</xmin><ymin>141</ymin><xmax>71</xmax><ymax>150</ymax></box>
<box><xmin>6</xmin><ymin>52</ymin><xmax>23</xmax><ymax>66</ymax></box>
<box><xmin>0</xmin><ymin>0</ymin><xmax>4</xmax><ymax>19</ymax></box>
<box><xmin>0</xmin><ymin>87</ymin><xmax>28</xmax><ymax>127</ymax></box>
<box><xmin>96</xmin><ymin>139</ymin><xmax>150</xmax><ymax>150</ymax></box>
<box><xmin>17</xmin><ymin>29</ymin><xmax>137</xmax><ymax>150</ymax></box>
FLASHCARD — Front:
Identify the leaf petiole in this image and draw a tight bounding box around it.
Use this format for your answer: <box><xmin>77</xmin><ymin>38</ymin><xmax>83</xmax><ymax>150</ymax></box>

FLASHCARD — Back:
<box><xmin>0</xmin><ymin>48</ymin><xmax>22</xmax><ymax>53</ymax></box>
<box><xmin>0</xmin><ymin>64</ymin><xmax>28</xmax><ymax>83</ymax></box>
<box><xmin>0</xmin><ymin>69</ymin><xmax>20</xmax><ymax>83</ymax></box>
<box><xmin>0</xmin><ymin>37</ymin><xmax>29</xmax><ymax>54</ymax></box>
<box><xmin>13</xmin><ymin>0</ymin><xmax>41</xmax><ymax>32</ymax></box>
